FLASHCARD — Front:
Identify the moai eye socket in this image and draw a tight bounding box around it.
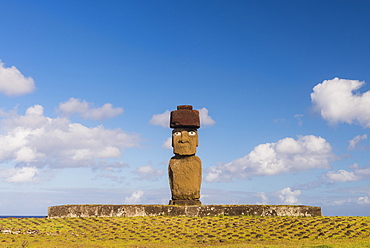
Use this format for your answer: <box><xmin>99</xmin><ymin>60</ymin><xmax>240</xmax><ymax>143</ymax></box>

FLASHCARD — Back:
<box><xmin>174</xmin><ymin>131</ymin><xmax>181</xmax><ymax>136</ymax></box>
<box><xmin>188</xmin><ymin>131</ymin><xmax>196</xmax><ymax>136</ymax></box>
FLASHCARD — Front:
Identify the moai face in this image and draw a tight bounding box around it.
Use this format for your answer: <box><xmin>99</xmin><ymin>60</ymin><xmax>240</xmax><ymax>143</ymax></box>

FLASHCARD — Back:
<box><xmin>172</xmin><ymin>127</ymin><xmax>198</xmax><ymax>155</ymax></box>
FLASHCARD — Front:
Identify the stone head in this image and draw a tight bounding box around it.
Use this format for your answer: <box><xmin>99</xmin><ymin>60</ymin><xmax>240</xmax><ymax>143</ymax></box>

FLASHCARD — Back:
<box><xmin>172</xmin><ymin>128</ymin><xmax>198</xmax><ymax>155</ymax></box>
<box><xmin>170</xmin><ymin>105</ymin><xmax>200</xmax><ymax>155</ymax></box>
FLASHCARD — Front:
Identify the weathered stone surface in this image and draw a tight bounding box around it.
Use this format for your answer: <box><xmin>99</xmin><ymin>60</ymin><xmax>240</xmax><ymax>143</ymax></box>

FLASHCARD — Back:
<box><xmin>169</xmin><ymin>105</ymin><xmax>202</xmax><ymax>205</ymax></box>
<box><xmin>169</xmin><ymin>199</ymin><xmax>201</xmax><ymax>206</ymax></box>
<box><xmin>170</xmin><ymin>105</ymin><xmax>200</xmax><ymax>128</ymax></box>
<box><xmin>172</xmin><ymin>128</ymin><xmax>198</xmax><ymax>155</ymax></box>
<box><xmin>169</xmin><ymin>155</ymin><xmax>201</xmax><ymax>201</ymax></box>
<box><xmin>48</xmin><ymin>204</ymin><xmax>322</xmax><ymax>218</ymax></box>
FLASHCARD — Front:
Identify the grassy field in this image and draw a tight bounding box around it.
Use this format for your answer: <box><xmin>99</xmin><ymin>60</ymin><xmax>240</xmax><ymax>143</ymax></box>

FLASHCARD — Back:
<box><xmin>0</xmin><ymin>215</ymin><xmax>369</xmax><ymax>247</ymax></box>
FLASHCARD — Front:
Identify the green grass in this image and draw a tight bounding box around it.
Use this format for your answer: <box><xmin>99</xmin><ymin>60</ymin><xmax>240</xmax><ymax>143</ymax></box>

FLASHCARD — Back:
<box><xmin>0</xmin><ymin>216</ymin><xmax>369</xmax><ymax>247</ymax></box>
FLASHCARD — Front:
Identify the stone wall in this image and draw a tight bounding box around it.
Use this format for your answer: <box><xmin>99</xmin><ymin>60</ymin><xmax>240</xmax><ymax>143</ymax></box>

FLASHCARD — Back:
<box><xmin>48</xmin><ymin>204</ymin><xmax>321</xmax><ymax>218</ymax></box>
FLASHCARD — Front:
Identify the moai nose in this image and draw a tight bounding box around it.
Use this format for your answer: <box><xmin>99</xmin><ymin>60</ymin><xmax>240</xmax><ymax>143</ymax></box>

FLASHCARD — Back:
<box><xmin>180</xmin><ymin>131</ymin><xmax>190</xmax><ymax>142</ymax></box>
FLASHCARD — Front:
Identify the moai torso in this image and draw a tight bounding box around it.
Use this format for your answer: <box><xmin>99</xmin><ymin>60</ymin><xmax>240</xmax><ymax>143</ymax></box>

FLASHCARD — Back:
<box><xmin>168</xmin><ymin>105</ymin><xmax>202</xmax><ymax>205</ymax></box>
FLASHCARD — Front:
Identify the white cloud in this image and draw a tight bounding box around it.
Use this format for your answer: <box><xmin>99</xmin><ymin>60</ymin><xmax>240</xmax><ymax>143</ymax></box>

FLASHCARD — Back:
<box><xmin>325</xmin><ymin>169</ymin><xmax>359</xmax><ymax>183</ymax></box>
<box><xmin>0</xmin><ymin>106</ymin><xmax>17</xmax><ymax>118</ymax></box>
<box><xmin>58</xmin><ymin>98</ymin><xmax>123</xmax><ymax>120</ymax></box>
<box><xmin>205</xmin><ymin>135</ymin><xmax>334</xmax><ymax>182</ymax></box>
<box><xmin>324</xmin><ymin>164</ymin><xmax>370</xmax><ymax>183</ymax></box>
<box><xmin>354</xmin><ymin>168</ymin><xmax>370</xmax><ymax>177</ymax></box>
<box><xmin>331</xmin><ymin>199</ymin><xmax>347</xmax><ymax>206</ymax></box>
<box><xmin>1</xmin><ymin>167</ymin><xmax>39</xmax><ymax>183</ymax></box>
<box><xmin>124</xmin><ymin>190</ymin><xmax>144</xmax><ymax>203</ymax></box>
<box><xmin>162</xmin><ymin>137</ymin><xmax>172</xmax><ymax>149</ymax></box>
<box><xmin>149</xmin><ymin>110</ymin><xmax>170</xmax><ymax>128</ymax></box>
<box><xmin>133</xmin><ymin>165</ymin><xmax>164</xmax><ymax>181</ymax></box>
<box><xmin>150</xmin><ymin>107</ymin><xmax>215</xmax><ymax>128</ymax></box>
<box><xmin>15</xmin><ymin>147</ymin><xmax>42</xmax><ymax>162</ymax></box>
<box><xmin>330</xmin><ymin>196</ymin><xmax>370</xmax><ymax>206</ymax></box>
<box><xmin>278</xmin><ymin>187</ymin><xmax>301</xmax><ymax>205</ymax></box>
<box><xmin>311</xmin><ymin>78</ymin><xmax>370</xmax><ymax>127</ymax></box>
<box><xmin>0</xmin><ymin>104</ymin><xmax>139</xmax><ymax>171</ymax></box>
<box><xmin>255</xmin><ymin>192</ymin><xmax>269</xmax><ymax>205</ymax></box>
<box><xmin>348</xmin><ymin>134</ymin><xmax>368</xmax><ymax>150</ymax></box>
<box><xmin>198</xmin><ymin>108</ymin><xmax>215</xmax><ymax>126</ymax></box>
<box><xmin>357</xmin><ymin>196</ymin><xmax>370</xmax><ymax>204</ymax></box>
<box><xmin>0</xmin><ymin>61</ymin><xmax>35</xmax><ymax>96</ymax></box>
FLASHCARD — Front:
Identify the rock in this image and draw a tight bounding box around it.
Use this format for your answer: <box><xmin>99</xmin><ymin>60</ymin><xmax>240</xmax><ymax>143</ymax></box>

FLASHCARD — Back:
<box><xmin>169</xmin><ymin>155</ymin><xmax>201</xmax><ymax>201</ymax></box>
<box><xmin>170</xmin><ymin>105</ymin><xmax>200</xmax><ymax>128</ymax></box>
<box><xmin>168</xmin><ymin>105</ymin><xmax>202</xmax><ymax>205</ymax></box>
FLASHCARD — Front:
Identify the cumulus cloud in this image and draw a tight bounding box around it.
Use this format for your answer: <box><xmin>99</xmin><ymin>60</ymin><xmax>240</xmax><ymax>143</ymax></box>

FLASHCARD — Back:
<box><xmin>149</xmin><ymin>110</ymin><xmax>170</xmax><ymax>128</ymax></box>
<box><xmin>150</xmin><ymin>107</ymin><xmax>215</xmax><ymax>128</ymax></box>
<box><xmin>0</xmin><ymin>104</ymin><xmax>139</xmax><ymax>171</ymax></box>
<box><xmin>348</xmin><ymin>134</ymin><xmax>368</xmax><ymax>150</ymax></box>
<box><xmin>324</xmin><ymin>164</ymin><xmax>370</xmax><ymax>183</ymax></box>
<box><xmin>0</xmin><ymin>61</ymin><xmax>35</xmax><ymax>96</ymax></box>
<box><xmin>205</xmin><ymin>135</ymin><xmax>334</xmax><ymax>182</ymax></box>
<box><xmin>198</xmin><ymin>108</ymin><xmax>215</xmax><ymax>126</ymax></box>
<box><xmin>311</xmin><ymin>78</ymin><xmax>370</xmax><ymax>127</ymax></box>
<box><xmin>255</xmin><ymin>192</ymin><xmax>269</xmax><ymax>205</ymax></box>
<box><xmin>0</xmin><ymin>166</ymin><xmax>39</xmax><ymax>183</ymax></box>
<box><xmin>58</xmin><ymin>98</ymin><xmax>123</xmax><ymax>120</ymax></box>
<box><xmin>124</xmin><ymin>190</ymin><xmax>144</xmax><ymax>203</ymax></box>
<box><xmin>133</xmin><ymin>165</ymin><xmax>164</xmax><ymax>181</ymax></box>
<box><xmin>162</xmin><ymin>137</ymin><xmax>172</xmax><ymax>149</ymax></box>
<box><xmin>278</xmin><ymin>187</ymin><xmax>301</xmax><ymax>205</ymax></box>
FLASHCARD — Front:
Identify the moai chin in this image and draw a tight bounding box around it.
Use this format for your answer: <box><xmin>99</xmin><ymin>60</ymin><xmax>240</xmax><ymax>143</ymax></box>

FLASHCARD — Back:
<box><xmin>168</xmin><ymin>105</ymin><xmax>202</xmax><ymax>206</ymax></box>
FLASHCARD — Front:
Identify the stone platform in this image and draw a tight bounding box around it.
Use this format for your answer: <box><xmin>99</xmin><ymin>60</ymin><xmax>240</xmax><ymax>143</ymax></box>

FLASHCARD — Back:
<box><xmin>48</xmin><ymin>204</ymin><xmax>321</xmax><ymax>218</ymax></box>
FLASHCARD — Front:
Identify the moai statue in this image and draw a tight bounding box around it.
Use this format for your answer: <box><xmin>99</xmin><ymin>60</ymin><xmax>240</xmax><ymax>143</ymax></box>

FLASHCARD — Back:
<box><xmin>168</xmin><ymin>105</ymin><xmax>202</xmax><ymax>206</ymax></box>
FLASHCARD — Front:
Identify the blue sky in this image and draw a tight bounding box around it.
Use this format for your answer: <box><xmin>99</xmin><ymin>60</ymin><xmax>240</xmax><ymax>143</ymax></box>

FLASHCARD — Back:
<box><xmin>1</xmin><ymin>0</ymin><xmax>370</xmax><ymax>216</ymax></box>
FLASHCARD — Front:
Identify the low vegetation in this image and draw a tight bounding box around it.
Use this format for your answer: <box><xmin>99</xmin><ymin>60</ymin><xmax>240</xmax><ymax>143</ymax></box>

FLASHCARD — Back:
<box><xmin>0</xmin><ymin>215</ymin><xmax>369</xmax><ymax>247</ymax></box>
